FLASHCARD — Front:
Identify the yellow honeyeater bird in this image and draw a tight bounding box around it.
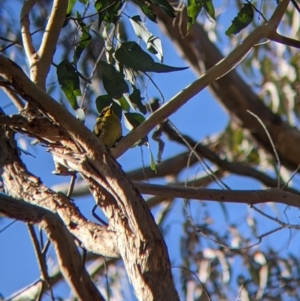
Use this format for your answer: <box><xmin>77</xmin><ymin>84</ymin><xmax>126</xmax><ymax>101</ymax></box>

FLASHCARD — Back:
<box><xmin>93</xmin><ymin>105</ymin><xmax>122</xmax><ymax>147</ymax></box>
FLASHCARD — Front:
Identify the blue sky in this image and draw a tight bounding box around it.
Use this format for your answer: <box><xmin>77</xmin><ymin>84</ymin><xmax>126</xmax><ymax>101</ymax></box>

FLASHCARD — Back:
<box><xmin>1</xmin><ymin>0</ymin><xmax>299</xmax><ymax>299</ymax></box>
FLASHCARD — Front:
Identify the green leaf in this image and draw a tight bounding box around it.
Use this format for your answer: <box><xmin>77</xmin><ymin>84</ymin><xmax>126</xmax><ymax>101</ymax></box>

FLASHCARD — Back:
<box><xmin>73</xmin><ymin>22</ymin><xmax>91</xmax><ymax>64</ymax></box>
<box><xmin>95</xmin><ymin>95</ymin><xmax>122</xmax><ymax>119</ymax></box>
<box><xmin>104</xmin><ymin>0</ymin><xmax>122</xmax><ymax>23</ymax></box>
<box><xmin>202</xmin><ymin>0</ymin><xmax>215</xmax><ymax>20</ymax></box>
<box><xmin>57</xmin><ymin>60</ymin><xmax>81</xmax><ymax>110</ymax></box>
<box><xmin>115</xmin><ymin>42</ymin><xmax>188</xmax><ymax>73</ymax></box>
<box><xmin>124</xmin><ymin>112</ymin><xmax>145</xmax><ymax>130</ymax></box>
<box><xmin>94</xmin><ymin>0</ymin><xmax>110</xmax><ymax>27</ymax></box>
<box><xmin>149</xmin><ymin>149</ymin><xmax>157</xmax><ymax>172</ymax></box>
<box><xmin>133</xmin><ymin>1</ymin><xmax>157</xmax><ymax>22</ymax></box>
<box><xmin>187</xmin><ymin>0</ymin><xmax>202</xmax><ymax>31</ymax></box>
<box><xmin>94</xmin><ymin>0</ymin><xmax>109</xmax><ymax>12</ymax></box>
<box><xmin>99</xmin><ymin>61</ymin><xmax>129</xmax><ymax>99</ymax></box>
<box><xmin>94</xmin><ymin>0</ymin><xmax>122</xmax><ymax>26</ymax></box>
<box><xmin>67</xmin><ymin>0</ymin><xmax>77</xmax><ymax>14</ymax></box>
<box><xmin>149</xmin><ymin>0</ymin><xmax>175</xmax><ymax>17</ymax></box>
<box><xmin>225</xmin><ymin>3</ymin><xmax>254</xmax><ymax>35</ymax></box>
<box><xmin>129</xmin><ymin>85</ymin><xmax>147</xmax><ymax>114</ymax></box>
<box><xmin>118</xmin><ymin>95</ymin><xmax>131</xmax><ymax>112</ymax></box>
<box><xmin>95</xmin><ymin>95</ymin><xmax>112</xmax><ymax>113</ymax></box>
<box><xmin>130</xmin><ymin>16</ymin><xmax>163</xmax><ymax>61</ymax></box>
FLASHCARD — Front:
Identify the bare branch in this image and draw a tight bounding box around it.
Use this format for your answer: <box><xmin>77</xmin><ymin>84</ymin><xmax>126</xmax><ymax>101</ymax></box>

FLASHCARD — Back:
<box><xmin>20</xmin><ymin>0</ymin><xmax>68</xmax><ymax>89</ymax></box>
<box><xmin>268</xmin><ymin>0</ymin><xmax>290</xmax><ymax>26</ymax></box>
<box><xmin>0</xmin><ymin>194</ymin><xmax>106</xmax><ymax>301</ymax></box>
<box><xmin>0</xmin><ymin>56</ymin><xmax>180</xmax><ymax>300</ymax></box>
<box><xmin>37</xmin><ymin>0</ymin><xmax>68</xmax><ymax>89</ymax></box>
<box><xmin>151</xmin><ymin>0</ymin><xmax>300</xmax><ymax>171</ymax></box>
<box><xmin>161</xmin><ymin>121</ymin><xmax>300</xmax><ymax>193</ymax></box>
<box><xmin>6</xmin><ymin>280</ymin><xmax>43</xmax><ymax>301</ymax></box>
<box><xmin>2</xmin><ymin>87</ymin><xmax>24</xmax><ymax>111</ymax></box>
<box><xmin>27</xmin><ymin>224</ymin><xmax>55</xmax><ymax>301</ymax></box>
<box><xmin>135</xmin><ymin>182</ymin><xmax>300</xmax><ymax>208</ymax></box>
<box><xmin>145</xmin><ymin>169</ymin><xmax>225</xmax><ymax>208</ymax></box>
<box><xmin>269</xmin><ymin>31</ymin><xmax>300</xmax><ymax>48</ymax></box>
<box><xmin>51</xmin><ymin>168</ymin><xmax>224</xmax><ymax>205</ymax></box>
<box><xmin>7</xmin><ymin>253</ymin><xmax>117</xmax><ymax>301</ymax></box>
<box><xmin>20</xmin><ymin>0</ymin><xmax>38</xmax><ymax>66</ymax></box>
<box><xmin>0</xmin><ymin>124</ymin><xmax>119</xmax><ymax>258</ymax></box>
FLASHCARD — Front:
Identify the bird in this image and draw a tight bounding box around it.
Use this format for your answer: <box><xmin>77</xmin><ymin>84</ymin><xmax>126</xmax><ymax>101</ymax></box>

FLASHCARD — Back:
<box><xmin>93</xmin><ymin>104</ymin><xmax>122</xmax><ymax>147</ymax></box>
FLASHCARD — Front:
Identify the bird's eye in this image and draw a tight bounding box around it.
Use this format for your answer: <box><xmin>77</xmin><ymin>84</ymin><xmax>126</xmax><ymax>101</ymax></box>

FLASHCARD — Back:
<box><xmin>100</xmin><ymin>108</ymin><xmax>108</xmax><ymax>116</ymax></box>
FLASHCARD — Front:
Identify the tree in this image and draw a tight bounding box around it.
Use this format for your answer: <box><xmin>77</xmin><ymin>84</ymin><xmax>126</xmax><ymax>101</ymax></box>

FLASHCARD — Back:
<box><xmin>1</xmin><ymin>0</ymin><xmax>300</xmax><ymax>300</ymax></box>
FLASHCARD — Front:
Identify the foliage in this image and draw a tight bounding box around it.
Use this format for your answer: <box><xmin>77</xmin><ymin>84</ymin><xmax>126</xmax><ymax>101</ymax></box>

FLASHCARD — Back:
<box><xmin>1</xmin><ymin>0</ymin><xmax>300</xmax><ymax>300</ymax></box>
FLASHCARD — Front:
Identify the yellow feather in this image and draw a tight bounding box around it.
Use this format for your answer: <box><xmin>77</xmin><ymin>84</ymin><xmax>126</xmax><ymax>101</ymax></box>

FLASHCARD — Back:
<box><xmin>93</xmin><ymin>106</ymin><xmax>122</xmax><ymax>147</ymax></box>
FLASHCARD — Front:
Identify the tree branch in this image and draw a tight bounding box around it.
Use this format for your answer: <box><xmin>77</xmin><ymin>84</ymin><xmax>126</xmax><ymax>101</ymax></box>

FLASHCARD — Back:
<box><xmin>0</xmin><ymin>194</ymin><xmax>106</xmax><ymax>301</ymax></box>
<box><xmin>20</xmin><ymin>0</ymin><xmax>38</xmax><ymax>67</ymax></box>
<box><xmin>0</xmin><ymin>56</ymin><xmax>179</xmax><ymax>300</ymax></box>
<box><xmin>27</xmin><ymin>224</ymin><xmax>55</xmax><ymax>301</ymax></box>
<box><xmin>269</xmin><ymin>31</ymin><xmax>300</xmax><ymax>48</ymax></box>
<box><xmin>0</xmin><ymin>114</ymin><xmax>70</xmax><ymax>144</ymax></box>
<box><xmin>2</xmin><ymin>87</ymin><xmax>24</xmax><ymax>111</ymax></box>
<box><xmin>0</xmin><ymin>125</ymin><xmax>119</xmax><ymax>258</ymax></box>
<box><xmin>151</xmin><ymin>0</ymin><xmax>300</xmax><ymax>171</ymax></box>
<box><xmin>135</xmin><ymin>182</ymin><xmax>300</xmax><ymax>208</ymax></box>
<box><xmin>37</xmin><ymin>0</ymin><xmax>68</xmax><ymax>89</ymax></box>
<box><xmin>20</xmin><ymin>0</ymin><xmax>68</xmax><ymax>89</ymax></box>
<box><xmin>161</xmin><ymin>122</ymin><xmax>300</xmax><ymax>194</ymax></box>
<box><xmin>113</xmin><ymin>0</ymin><xmax>290</xmax><ymax>158</ymax></box>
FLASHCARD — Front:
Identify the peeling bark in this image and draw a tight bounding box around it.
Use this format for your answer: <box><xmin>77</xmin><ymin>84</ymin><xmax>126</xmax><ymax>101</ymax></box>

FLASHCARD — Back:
<box><xmin>0</xmin><ymin>56</ymin><xmax>180</xmax><ymax>301</ymax></box>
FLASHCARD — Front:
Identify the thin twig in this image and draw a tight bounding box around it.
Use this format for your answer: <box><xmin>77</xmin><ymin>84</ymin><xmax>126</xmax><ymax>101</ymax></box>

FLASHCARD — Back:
<box><xmin>283</xmin><ymin>163</ymin><xmax>300</xmax><ymax>189</ymax></box>
<box><xmin>67</xmin><ymin>173</ymin><xmax>77</xmax><ymax>198</ymax></box>
<box><xmin>103</xmin><ymin>258</ymin><xmax>111</xmax><ymax>301</ymax></box>
<box><xmin>246</xmin><ymin>0</ymin><xmax>268</xmax><ymax>23</ymax></box>
<box><xmin>172</xmin><ymin>266</ymin><xmax>212</xmax><ymax>301</ymax></box>
<box><xmin>112</xmin><ymin>0</ymin><xmax>290</xmax><ymax>158</ymax></box>
<box><xmin>2</xmin><ymin>86</ymin><xmax>24</xmax><ymax>111</ymax></box>
<box><xmin>252</xmin><ymin>205</ymin><xmax>300</xmax><ymax>229</ymax></box>
<box><xmin>247</xmin><ymin>110</ymin><xmax>281</xmax><ymax>188</ymax></box>
<box><xmin>0</xmin><ymin>26</ymin><xmax>45</xmax><ymax>52</ymax></box>
<box><xmin>42</xmin><ymin>239</ymin><xmax>51</xmax><ymax>257</ymax></box>
<box><xmin>6</xmin><ymin>280</ymin><xmax>43</xmax><ymax>301</ymax></box>
<box><xmin>0</xmin><ymin>220</ymin><xmax>17</xmax><ymax>233</ymax></box>
<box><xmin>143</xmin><ymin>72</ymin><xmax>165</xmax><ymax>103</ymax></box>
<box><xmin>69</xmin><ymin>1</ymin><xmax>119</xmax><ymax>21</ymax></box>
<box><xmin>168</xmin><ymin>120</ymin><xmax>230</xmax><ymax>190</ymax></box>
<box><xmin>27</xmin><ymin>224</ymin><xmax>55</xmax><ymax>301</ymax></box>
